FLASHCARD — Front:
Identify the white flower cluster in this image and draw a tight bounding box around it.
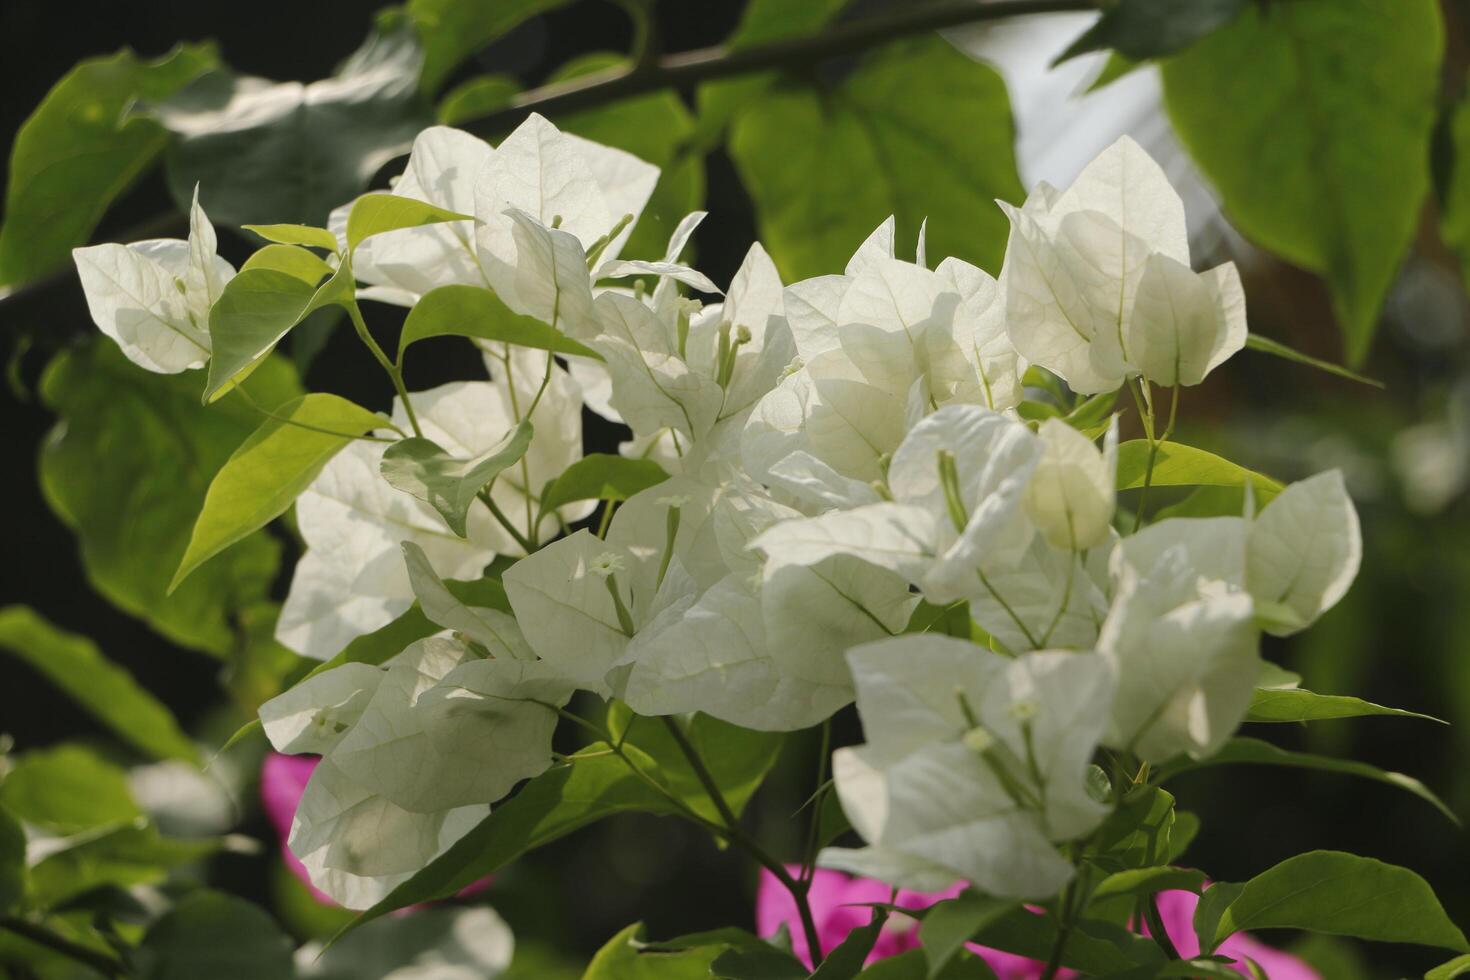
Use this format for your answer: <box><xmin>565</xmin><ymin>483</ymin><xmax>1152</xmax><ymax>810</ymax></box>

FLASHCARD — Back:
<box><xmin>74</xmin><ymin>117</ymin><xmax>1361</xmax><ymax>908</ymax></box>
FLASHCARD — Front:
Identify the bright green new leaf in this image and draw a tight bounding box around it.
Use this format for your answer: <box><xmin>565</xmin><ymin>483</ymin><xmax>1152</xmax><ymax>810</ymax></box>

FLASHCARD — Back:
<box><xmin>204</xmin><ymin>265</ymin><xmax>352</xmax><ymax>402</ymax></box>
<box><xmin>1115</xmin><ymin>440</ymin><xmax>1282</xmax><ymax>501</ymax></box>
<box><xmin>539</xmin><ymin>453</ymin><xmax>669</xmax><ymax>512</ymax></box>
<box><xmin>172</xmin><ymin>394</ymin><xmax>387</xmax><ymax>590</ymax></box>
<box><xmin>0</xmin><ymin>606</ymin><xmax>197</xmax><ymax>763</ymax></box>
<box><xmin>1165</xmin><ymin>736</ymin><xmax>1458</xmax><ymax>824</ymax></box>
<box><xmin>40</xmin><ymin>342</ymin><xmax>298</xmax><ymax>656</ymax></box>
<box><xmin>1211</xmin><ymin>851</ymin><xmax>1469</xmax><ymax>953</ymax></box>
<box><xmin>135</xmin><ymin>891</ymin><xmax>295</xmax><ymax>980</ymax></box>
<box><xmin>345</xmin><ymin>192</ymin><xmax>474</xmax><ymax>252</ymax></box>
<box><xmin>408</xmin><ymin>0</ymin><xmax>573</xmax><ymax>94</ymax></box>
<box><xmin>1056</xmin><ymin>0</ymin><xmax>1246</xmax><ymax>63</ymax></box>
<box><xmin>240</xmin><ymin>243</ymin><xmax>335</xmax><ymax>282</ymax></box>
<box><xmin>379</xmin><ymin>421</ymin><xmax>534</xmax><ymax>537</ymax></box>
<box><xmin>730</xmin><ymin>35</ymin><xmax>1022</xmax><ymax>280</ymax></box>
<box><xmin>396</xmin><ymin>284</ymin><xmax>601</xmax><ymax>363</ymax></box>
<box><xmin>1161</xmin><ymin>0</ymin><xmax>1443</xmax><ymax>364</ymax></box>
<box><xmin>1244</xmin><ymin>334</ymin><xmax>1384</xmax><ymax>388</ymax></box>
<box><xmin>242</xmin><ymin>223</ymin><xmax>341</xmax><ymax>252</ymax></box>
<box><xmin>1245</xmin><ymin>687</ymin><xmax>1443</xmax><ymax>724</ymax></box>
<box><xmin>0</xmin><ymin>43</ymin><xmax>217</xmax><ymax>290</ymax></box>
<box><xmin>583</xmin><ymin>923</ymin><xmax>723</xmax><ymax>980</ymax></box>
<box><xmin>0</xmin><ymin>806</ymin><xmax>26</xmax><ymax>915</ymax></box>
<box><xmin>919</xmin><ymin>892</ymin><xmax>1017</xmax><ymax>979</ymax></box>
<box><xmin>153</xmin><ymin>24</ymin><xmax>431</xmax><ymax>227</ymax></box>
<box><xmin>0</xmin><ymin>745</ymin><xmax>140</xmax><ymax>834</ymax></box>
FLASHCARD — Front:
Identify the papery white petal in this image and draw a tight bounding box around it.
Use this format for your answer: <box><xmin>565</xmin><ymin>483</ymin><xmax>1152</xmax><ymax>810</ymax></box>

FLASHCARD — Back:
<box><xmin>73</xmin><ymin>242</ymin><xmax>210</xmax><ymax>373</ymax></box>
<box><xmin>1246</xmin><ymin>470</ymin><xmax>1361</xmax><ymax>635</ymax></box>
<box><xmin>259</xmin><ymin>663</ymin><xmax>386</xmax><ymax>755</ymax></box>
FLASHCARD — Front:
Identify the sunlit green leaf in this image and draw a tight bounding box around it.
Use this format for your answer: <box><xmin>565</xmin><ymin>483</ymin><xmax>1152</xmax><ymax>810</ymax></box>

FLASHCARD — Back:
<box><xmin>242</xmin><ymin>223</ymin><xmax>340</xmax><ymax>252</ymax></box>
<box><xmin>1115</xmin><ymin>440</ymin><xmax>1282</xmax><ymax>501</ymax></box>
<box><xmin>379</xmin><ymin>422</ymin><xmax>533</xmax><ymax>537</ymax></box>
<box><xmin>436</xmin><ymin>74</ymin><xmax>519</xmax><ymax>125</ymax></box>
<box><xmin>1245</xmin><ymin>687</ymin><xmax>1443</xmax><ymax>724</ymax></box>
<box><xmin>729</xmin><ymin>35</ymin><xmax>1022</xmax><ymax>280</ymax></box>
<box><xmin>172</xmin><ymin>394</ymin><xmax>387</xmax><ymax>590</ymax></box>
<box><xmin>539</xmin><ymin>453</ymin><xmax>668</xmax><ymax>512</ymax></box>
<box><xmin>1243</xmin><ymin>334</ymin><xmax>1383</xmax><ymax>388</ymax></box>
<box><xmin>240</xmin><ymin>243</ymin><xmax>335</xmax><ymax>282</ymax></box>
<box><xmin>345</xmin><ymin>192</ymin><xmax>473</xmax><ymax>252</ymax></box>
<box><xmin>1162</xmin><ymin>0</ymin><xmax>1443</xmax><ymax>364</ymax></box>
<box><xmin>396</xmin><ymin>284</ymin><xmax>601</xmax><ymax>363</ymax></box>
<box><xmin>39</xmin><ymin>342</ymin><xmax>298</xmax><ymax>655</ymax></box>
<box><xmin>583</xmin><ymin>923</ymin><xmax>723</xmax><ymax>980</ymax></box>
<box><xmin>0</xmin><ymin>44</ymin><xmax>217</xmax><ymax>290</ymax></box>
<box><xmin>408</xmin><ymin>0</ymin><xmax>573</xmax><ymax>94</ymax></box>
<box><xmin>0</xmin><ymin>606</ymin><xmax>197</xmax><ymax>763</ymax></box>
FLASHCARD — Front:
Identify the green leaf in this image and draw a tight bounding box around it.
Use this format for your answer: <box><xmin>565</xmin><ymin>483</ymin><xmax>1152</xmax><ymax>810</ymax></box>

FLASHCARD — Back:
<box><xmin>396</xmin><ymin>284</ymin><xmax>601</xmax><ymax>363</ymax></box>
<box><xmin>437</xmin><ymin>74</ymin><xmax>519</xmax><ymax>125</ymax></box>
<box><xmin>1190</xmin><ymin>881</ymin><xmax>1245</xmax><ymax>958</ymax></box>
<box><xmin>39</xmin><ymin>342</ymin><xmax>298</xmax><ymax>655</ymax></box>
<box><xmin>0</xmin><ymin>745</ymin><xmax>140</xmax><ymax>834</ymax></box>
<box><xmin>1115</xmin><ymin>440</ymin><xmax>1282</xmax><ymax>501</ymax></box>
<box><xmin>240</xmin><ymin>243</ymin><xmax>335</xmax><ymax>282</ymax></box>
<box><xmin>1093</xmin><ymin>787</ymin><xmax>1179</xmax><ymax>871</ymax></box>
<box><xmin>1245</xmin><ymin>686</ymin><xmax>1443</xmax><ymax>724</ymax></box>
<box><xmin>811</xmin><ymin>909</ymin><xmax>887</xmax><ymax>980</ymax></box>
<box><xmin>135</xmin><ymin>891</ymin><xmax>295</xmax><ymax>980</ymax></box>
<box><xmin>583</xmin><ymin>923</ymin><xmax>724</xmax><ymax>980</ymax></box>
<box><xmin>1056</xmin><ymin>0</ymin><xmax>1246</xmax><ymax>63</ymax></box>
<box><xmin>729</xmin><ymin>35</ymin><xmax>1022</xmax><ymax>280</ymax></box>
<box><xmin>0</xmin><ymin>43</ymin><xmax>217</xmax><ymax>290</ymax></box>
<box><xmin>204</xmin><ymin>265</ymin><xmax>353</xmax><ymax>401</ymax></box>
<box><xmin>1152</xmin><ymin>485</ymin><xmax>1252</xmax><ymax>521</ymax></box>
<box><xmin>408</xmin><ymin>0</ymin><xmax>573</xmax><ymax>95</ymax></box>
<box><xmin>29</xmin><ymin>823</ymin><xmax>228</xmax><ymax>910</ymax></box>
<box><xmin>604</xmin><ymin>706</ymin><xmax>785</xmax><ymax>823</ymax></box>
<box><xmin>549</xmin><ymin>53</ymin><xmax>704</xmax><ymax>262</ymax></box>
<box><xmin>0</xmin><ymin>806</ymin><xmax>25</xmax><ymax>914</ymax></box>
<box><xmin>1161</xmin><ymin>0</ymin><xmax>1443</xmax><ymax>364</ymax></box>
<box><xmin>153</xmin><ymin>24</ymin><xmax>431</xmax><ymax>228</ymax></box>
<box><xmin>859</xmin><ymin>950</ymin><xmax>1000</xmax><ymax>979</ymax></box>
<box><xmin>1243</xmin><ymin>334</ymin><xmax>1384</xmax><ymax>388</ymax></box>
<box><xmin>1088</xmin><ymin>867</ymin><xmax>1206</xmax><ymax>907</ymax></box>
<box><xmin>1442</xmin><ymin>89</ymin><xmax>1470</xmax><ymax>291</ymax></box>
<box><xmin>1165</xmin><ymin>736</ymin><xmax>1458</xmax><ymax>824</ymax></box>
<box><xmin>172</xmin><ymin>394</ymin><xmax>387</xmax><ymax>590</ymax></box>
<box><xmin>378</xmin><ymin>422</ymin><xmax>534</xmax><ymax>538</ymax></box>
<box><xmin>1428</xmin><ymin>954</ymin><xmax>1470</xmax><ymax>980</ymax></box>
<box><xmin>1210</xmin><ymin>851</ymin><xmax>1469</xmax><ymax>953</ymax></box>
<box><xmin>345</xmin><ymin>192</ymin><xmax>473</xmax><ymax>252</ymax></box>
<box><xmin>0</xmin><ymin>606</ymin><xmax>197</xmax><ymax>763</ymax></box>
<box><xmin>711</xmin><ymin>945</ymin><xmax>809</xmax><ymax>980</ymax></box>
<box><xmin>539</xmin><ymin>453</ymin><xmax>669</xmax><ymax>512</ymax></box>
<box><xmin>971</xmin><ymin>909</ymin><xmax>1163</xmax><ymax>975</ymax></box>
<box><xmin>241</xmin><ymin>223</ymin><xmax>341</xmax><ymax>252</ymax></box>
<box><xmin>920</xmin><ymin>892</ymin><xmax>1017</xmax><ymax>979</ymax></box>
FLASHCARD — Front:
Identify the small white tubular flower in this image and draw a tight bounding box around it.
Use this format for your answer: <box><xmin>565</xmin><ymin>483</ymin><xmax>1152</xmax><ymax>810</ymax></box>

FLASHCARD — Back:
<box><xmin>288</xmin><ymin>756</ymin><xmax>487</xmax><ymax>910</ymax></box>
<box><xmin>1246</xmin><ymin>469</ymin><xmax>1361</xmax><ymax>635</ymax></box>
<box><xmin>1126</xmin><ymin>253</ymin><xmax>1247</xmax><ymax>387</ymax></box>
<box><xmin>259</xmin><ymin>662</ymin><xmax>387</xmax><ymax>756</ymax></box>
<box><xmin>999</xmin><ymin>136</ymin><xmax>1246</xmax><ymax>394</ymax></box>
<box><xmin>338</xmin><ymin>126</ymin><xmax>493</xmax><ymax>307</ymax></box>
<box><xmin>1100</xmin><ymin>518</ymin><xmax>1259</xmax><ymax>762</ymax></box>
<box><xmin>819</xmin><ymin>636</ymin><xmax>1114</xmax><ymax>899</ymax></box>
<box><xmin>1024</xmin><ymin>418</ymin><xmax>1118</xmax><ymax>551</ymax></box>
<box><xmin>72</xmin><ymin>186</ymin><xmax>231</xmax><ymax>373</ymax></box>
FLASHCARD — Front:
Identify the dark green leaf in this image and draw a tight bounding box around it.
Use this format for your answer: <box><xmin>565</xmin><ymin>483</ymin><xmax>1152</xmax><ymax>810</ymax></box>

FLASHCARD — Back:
<box><xmin>1165</xmin><ymin>736</ymin><xmax>1458</xmax><ymax>824</ymax></box>
<box><xmin>1245</xmin><ymin>687</ymin><xmax>1443</xmax><ymax>724</ymax></box>
<box><xmin>345</xmin><ymin>192</ymin><xmax>473</xmax><ymax>252</ymax></box>
<box><xmin>1057</xmin><ymin>0</ymin><xmax>1246</xmax><ymax>63</ymax></box>
<box><xmin>1244</xmin><ymin>334</ymin><xmax>1384</xmax><ymax>388</ymax></box>
<box><xmin>1115</xmin><ymin>440</ymin><xmax>1282</xmax><ymax>501</ymax></box>
<box><xmin>204</xmin><ymin>265</ymin><xmax>353</xmax><ymax>401</ymax></box>
<box><xmin>1092</xmin><ymin>787</ymin><xmax>1178</xmax><ymax>871</ymax></box>
<box><xmin>0</xmin><ymin>44</ymin><xmax>217</xmax><ymax>289</ymax></box>
<box><xmin>135</xmin><ymin>891</ymin><xmax>295</xmax><ymax>980</ymax></box>
<box><xmin>1161</xmin><ymin>0</ymin><xmax>1443</xmax><ymax>364</ymax></box>
<box><xmin>172</xmin><ymin>393</ymin><xmax>385</xmax><ymax>589</ymax></box>
<box><xmin>379</xmin><ymin>422</ymin><xmax>533</xmax><ymax>537</ymax></box>
<box><xmin>971</xmin><ymin>909</ymin><xmax>1163</xmax><ymax>975</ymax></box>
<box><xmin>729</xmin><ymin>35</ymin><xmax>1022</xmax><ymax>280</ymax></box>
<box><xmin>409</xmin><ymin>0</ymin><xmax>573</xmax><ymax>94</ymax></box>
<box><xmin>920</xmin><ymin>892</ymin><xmax>1017</xmax><ymax>979</ymax></box>
<box><xmin>396</xmin><ymin>284</ymin><xmax>601</xmax><ymax>363</ymax></box>
<box><xmin>859</xmin><ymin>950</ymin><xmax>999</xmax><ymax>979</ymax></box>
<box><xmin>0</xmin><ymin>806</ymin><xmax>25</xmax><ymax>914</ymax></box>
<box><xmin>0</xmin><ymin>745</ymin><xmax>139</xmax><ymax>834</ymax></box>
<box><xmin>1088</xmin><ymin>867</ymin><xmax>1205</xmax><ymax>907</ymax></box>
<box><xmin>0</xmin><ymin>606</ymin><xmax>197</xmax><ymax>763</ymax></box>
<box><xmin>155</xmin><ymin>24</ymin><xmax>431</xmax><ymax>228</ymax></box>
<box><xmin>539</xmin><ymin>453</ymin><xmax>669</xmax><ymax>512</ymax></box>
<box><xmin>1192</xmin><ymin>882</ymin><xmax>1244</xmax><ymax>957</ymax></box>
<box><xmin>39</xmin><ymin>342</ymin><xmax>298</xmax><ymax>655</ymax></box>
<box><xmin>710</xmin><ymin>944</ymin><xmax>808</xmax><ymax>980</ymax></box>
<box><xmin>810</xmin><ymin>908</ymin><xmax>886</xmax><ymax>980</ymax></box>
<box><xmin>1211</xmin><ymin>851</ymin><xmax>1469</xmax><ymax>953</ymax></box>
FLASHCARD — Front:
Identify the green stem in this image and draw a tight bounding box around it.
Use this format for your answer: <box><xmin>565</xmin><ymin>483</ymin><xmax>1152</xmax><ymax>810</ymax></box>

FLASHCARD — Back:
<box><xmin>658</xmin><ymin>715</ymin><xmax>827</xmax><ymax>966</ymax></box>
<box><xmin>800</xmin><ymin>719</ymin><xmax>832</xmax><ymax>885</ymax></box>
<box><xmin>478</xmin><ymin>487</ymin><xmax>535</xmax><ymax>554</ymax></box>
<box><xmin>347</xmin><ymin>300</ymin><xmax>422</xmax><ymax>438</ymax></box>
<box><xmin>0</xmin><ymin>917</ymin><xmax>125</xmax><ymax>978</ymax></box>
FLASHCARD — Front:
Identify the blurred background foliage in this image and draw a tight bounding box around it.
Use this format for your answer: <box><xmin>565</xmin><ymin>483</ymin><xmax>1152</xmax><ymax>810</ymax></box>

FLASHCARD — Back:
<box><xmin>2</xmin><ymin>0</ymin><xmax>1470</xmax><ymax>976</ymax></box>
